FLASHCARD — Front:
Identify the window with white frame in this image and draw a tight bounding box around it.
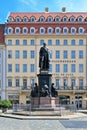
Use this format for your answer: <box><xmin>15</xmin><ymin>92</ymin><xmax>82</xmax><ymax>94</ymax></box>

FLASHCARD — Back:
<box><xmin>8</xmin><ymin>40</ymin><xmax>12</xmax><ymax>45</ymax></box>
<box><xmin>15</xmin><ymin>27</ymin><xmax>20</xmax><ymax>34</ymax></box>
<box><xmin>30</xmin><ymin>17</ymin><xmax>35</xmax><ymax>22</ymax></box>
<box><xmin>63</xmin><ymin>17</ymin><xmax>68</xmax><ymax>22</ymax></box>
<box><xmin>70</xmin><ymin>17</ymin><xmax>75</xmax><ymax>22</ymax></box>
<box><xmin>8</xmin><ymin>27</ymin><xmax>13</xmax><ymax>34</ymax></box>
<box><xmin>55</xmin><ymin>17</ymin><xmax>60</xmax><ymax>22</ymax></box>
<box><xmin>23</xmin><ymin>17</ymin><xmax>28</xmax><ymax>22</ymax></box>
<box><xmin>8</xmin><ymin>50</ymin><xmax>12</xmax><ymax>58</ymax></box>
<box><xmin>79</xmin><ymin>27</ymin><xmax>84</xmax><ymax>34</ymax></box>
<box><xmin>16</xmin><ymin>17</ymin><xmax>21</xmax><ymax>22</ymax></box>
<box><xmin>8</xmin><ymin>79</ymin><xmax>12</xmax><ymax>87</ymax></box>
<box><xmin>71</xmin><ymin>27</ymin><xmax>76</xmax><ymax>34</ymax></box>
<box><xmin>55</xmin><ymin>27</ymin><xmax>60</xmax><ymax>34</ymax></box>
<box><xmin>47</xmin><ymin>27</ymin><xmax>53</xmax><ymax>34</ymax></box>
<box><xmin>8</xmin><ymin>17</ymin><xmax>13</xmax><ymax>22</ymax></box>
<box><xmin>78</xmin><ymin>16</ymin><xmax>83</xmax><ymax>22</ymax></box>
<box><xmin>47</xmin><ymin>17</ymin><xmax>53</xmax><ymax>22</ymax></box>
<box><xmin>30</xmin><ymin>27</ymin><xmax>35</xmax><ymax>34</ymax></box>
<box><xmin>15</xmin><ymin>79</ymin><xmax>20</xmax><ymax>87</ymax></box>
<box><xmin>40</xmin><ymin>17</ymin><xmax>45</xmax><ymax>22</ymax></box>
<box><xmin>23</xmin><ymin>27</ymin><xmax>28</xmax><ymax>34</ymax></box>
<box><xmin>40</xmin><ymin>27</ymin><xmax>45</xmax><ymax>34</ymax></box>
<box><xmin>63</xmin><ymin>27</ymin><xmax>68</xmax><ymax>34</ymax></box>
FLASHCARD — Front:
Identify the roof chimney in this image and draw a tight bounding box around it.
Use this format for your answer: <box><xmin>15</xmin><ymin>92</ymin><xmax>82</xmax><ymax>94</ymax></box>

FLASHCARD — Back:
<box><xmin>62</xmin><ymin>7</ymin><xmax>66</xmax><ymax>13</ymax></box>
<box><xmin>45</xmin><ymin>7</ymin><xmax>49</xmax><ymax>13</ymax></box>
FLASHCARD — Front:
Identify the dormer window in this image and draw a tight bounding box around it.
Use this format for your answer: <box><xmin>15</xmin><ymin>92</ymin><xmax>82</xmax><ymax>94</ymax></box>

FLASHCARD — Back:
<box><xmin>23</xmin><ymin>17</ymin><xmax>28</xmax><ymax>22</ymax></box>
<box><xmin>55</xmin><ymin>27</ymin><xmax>60</xmax><ymax>34</ymax></box>
<box><xmin>23</xmin><ymin>27</ymin><xmax>28</xmax><ymax>34</ymax></box>
<box><xmin>40</xmin><ymin>27</ymin><xmax>45</xmax><ymax>34</ymax></box>
<box><xmin>30</xmin><ymin>27</ymin><xmax>35</xmax><ymax>34</ymax></box>
<box><xmin>55</xmin><ymin>17</ymin><xmax>60</xmax><ymax>22</ymax></box>
<box><xmin>78</xmin><ymin>17</ymin><xmax>83</xmax><ymax>22</ymax></box>
<box><xmin>40</xmin><ymin>17</ymin><xmax>45</xmax><ymax>22</ymax></box>
<box><xmin>79</xmin><ymin>27</ymin><xmax>84</xmax><ymax>34</ymax></box>
<box><xmin>30</xmin><ymin>17</ymin><xmax>35</xmax><ymax>22</ymax></box>
<box><xmin>15</xmin><ymin>27</ymin><xmax>20</xmax><ymax>34</ymax></box>
<box><xmin>63</xmin><ymin>27</ymin><xmax>68</xmax><ymax>33</ymax></box>
<box><xmin>63</xmin><ymin>17</ymin><xmax>68</xmax><ymax>22</ymax></box>
<box><xmin>47</xmin><ymin>17</ymin><xmax>53</xmax><ymax>22</ymax></box>
<box><xmin>70</xmin><ymin>17</ymin><xmax>75</xmax><ymax>22</ymax></box>
<box><xmin>48</xmin><ymin>27</ymin><xmax>53</xmax><ymax>34</ymax></box>
<box><xmin>71</xmin><ymin>27</ymin><xmax>76</xmax><ymax>34</ymax></box>
<box><xmin>16</xmin><ymin>17</ymin><xmax>21</xmax><ymax>22</ymax></box>
<box><xmin>8</xmin><ymin>17</ymin><xmax>13</xmax><ymax>22</ymax></box>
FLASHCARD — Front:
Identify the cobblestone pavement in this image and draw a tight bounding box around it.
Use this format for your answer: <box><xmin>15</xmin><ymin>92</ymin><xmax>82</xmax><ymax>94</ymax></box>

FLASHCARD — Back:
<box><xmin>1</xmin><ymin>117</ymin><xmax>87</xmax><ymax>130</ymax></box>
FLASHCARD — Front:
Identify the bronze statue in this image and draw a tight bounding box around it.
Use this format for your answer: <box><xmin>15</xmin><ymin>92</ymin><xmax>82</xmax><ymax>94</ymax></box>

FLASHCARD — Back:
<box><xmin>39</xmin><ymin>43</ymin><xmax>49</xmax><ymax>71</ymax></box>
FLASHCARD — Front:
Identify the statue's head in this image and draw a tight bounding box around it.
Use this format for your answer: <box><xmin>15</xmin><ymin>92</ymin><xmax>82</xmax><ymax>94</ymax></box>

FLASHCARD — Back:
<box><xmin>43</xmin><ymin>43</ymin><xmax>46</xmax><ymax>47</ymax></box>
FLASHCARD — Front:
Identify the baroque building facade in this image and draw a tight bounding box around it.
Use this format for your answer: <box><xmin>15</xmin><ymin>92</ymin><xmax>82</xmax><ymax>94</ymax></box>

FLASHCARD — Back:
<box><xmin>4</xmin><ymin>8</ymin><xmax>87</xmax><ymax>108</ymax></box>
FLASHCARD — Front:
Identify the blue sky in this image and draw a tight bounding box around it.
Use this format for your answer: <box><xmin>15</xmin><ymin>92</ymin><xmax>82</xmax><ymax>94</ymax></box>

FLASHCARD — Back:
<box><xmin>0</xmin><ymin>0</ymin><xmax>87</xmax><ymax>23</ymax></box>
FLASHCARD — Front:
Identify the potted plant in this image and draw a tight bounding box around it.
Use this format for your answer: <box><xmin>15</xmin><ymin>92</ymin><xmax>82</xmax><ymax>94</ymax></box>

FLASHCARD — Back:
<box><xmin>1</xmin><ymin>100</ymin><xmax>12</xmax><ymax>113</ymax></box>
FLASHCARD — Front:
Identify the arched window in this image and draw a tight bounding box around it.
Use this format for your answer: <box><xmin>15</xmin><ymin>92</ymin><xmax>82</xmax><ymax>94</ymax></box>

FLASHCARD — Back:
<box><xmin>55</xmin><ymin>27</ymin><xmax>61</xmax><ymax>34</ymax></box>
<box><xmin>15</xmin><ymin>27</ymin><xmax>20</xmax><ymax>34</ymax></box>
<box><xmin>70</xmin><ymin>17</ymin><xmax>75</xmax><ymax>22</ymax></box>
<box><xmin>23</xmin><ymin>17</ymin><xmax>28</xmax><ymax>22</ymax></box>
<box><xmin>8</xmin><ymin>17</ymin><xmax>13</xmax><ymax>22</ymax></box>
<box><xmin>23</xmin><ymin>27</ymin><xmax>28</xmax><ymax>34</ymax></box>
<box><xmin>8</xmin><ymin>27</ymin><xmax>13</xmax><ymax>34</ymax></box>
<box><xmin>71</xmin><ymin>27</ymin><xmax>76</xmax><ymax>34</ymax></box>
<box><xmin>40</xmin><ymin>27</ymin><xmax>45</xmax><ymax>34</ymax></box>
<box><xmin>40</xmin><ymin>17</ymin><xmax>45</xmax><ymax>22</ymax></box>
<box><xmin>30</xmin><ymin>17</ymin><xmax>35</xmax><ymax>22</ymax></box>
<box><xmin>16</xmin><ymin>17</ymin><xmax>21</xmax><ymax>22</ymax></box>
<box><xmin>47</xmin><ymin>16</ymin><xmax>53</xmax><ymax>22</ymax></box>
<box><xmin>30</xmin><ymin>27</ymin><xmax>35</xmax><ymax>34</ymax></box>
<box><xmin>63</xmin><ymin>27</ymin><xmax>68</xmax><ymax>34</ymax></box>
<box><xmin>78</xmin><ymin>16</ymin><xmax>83</xmax><ymax>22</ymax></box>
<box><xmin>55</xmin><ymin>17</ymin><xmax>60</xmax><ymax>22</ymax></box>
<box><xmin>79</xmin><ymin>27</ymin><xmax>84</xmax><ymax>34</ymax></box>
<box><xmin>47</xmin><ymin>27</ymin><xmax>53</xmax><ymax>34</ymax></box>
<box><xmin>63</xmin><ymin>16</ymin><xmax>68</xmax><ymax>22</ymax></box>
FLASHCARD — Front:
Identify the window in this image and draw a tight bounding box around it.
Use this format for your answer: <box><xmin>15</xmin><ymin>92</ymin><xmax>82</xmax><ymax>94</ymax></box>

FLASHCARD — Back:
<box><xmin>30</xmin><ymin>27</ymin><xmax>35</xmax><ymax>34</ymax></box>
<box><xmin>16</xmin><ymin>79</ymin><xmax>20</xmax><ymax>87</ymax></box>
<box><xmin>40</xmin><ymin>17</ymin><xmax>45</xmax><ymax>22</ymax></box>
<box><xmin>23</xmin><ymin>40</ymin><xmax>27</xmax><ymax>45</ymax></box>
<box><xmin>8</xmin><ymin>40</ymin><xmax>12</xmax><ymax>45</ymax></box>
<box><xmin>30</xmin><ymin>79</ymin><xmax>35</xmax><ymax>87</ymax></box>
<box><xmin>79</xmin><ymin>27</ymin><xmax>84</xmax><ymax>34</ymax></box>
<box><xmin>8</xmin><ymin>79</ymin><xmax>12</xmax><ymax>87</ymax></box>
<box><xmin>8</xmin><ymin>51</ymin><xmax>12</xmax><ymax>58</ymax></box>
<box><xmin>49</xmin><ymin>50</ymin><xmax>52</xmax><ymax>59</ymax></box>
<box><xmin>55</xmin><ymin>39</ymin><xmax>60</xmax><ymax>45</ymax></box>
<box><xmin>16</xmin><ymin>17</ymin><xmax>21</xmax><ymax>22</ymax></box>
<box><xmin>23</xmin><ymin>79</ymin><xmax>27</xmax><ymax>88</ymax></box>
<box><xmin>48</xmin><ymin>39</ymin><xmax>52</xmax><ymax>45</ymax></box>
<box><xmin>79</xmin><ymin>64</ymin><xmax>83</xmax><ymax>72</ymax></box>
<box><xmin>56</xmin><ymin>64</ymin><xmax>60</xmax><ymax>72</ymax></box>
<box><xmin>63</xmin><ymin>79</ymin><xmax>67</xmax><ymax>86</ymax></box>
<box><xmin>63</xmin><ymin>17</ymin><xmax>67</xmax><ymax>22</ymax></box>
<box><xmin>71</xmin><ymin>39</ymin><xmax>76</xmax><ymax>45</ymax></box>
<box><xmin>79</xmin><ymin>51</ymin><xmax>83</xmax><ymax>58</ymax></box>
<box><xmin>30</xmin><ymin>64</ymin><xmax>35</xmax><ymax>72</ymax></box>
<box><xmin>23</xmin><ymin>64</ymin><xmax>27</xmax><ymax>72</ymax></box>
<box><xmin>15</xmin><ymin>39</ymin><xmax>20</xmax><ymax>45</ymax></box>
<box><xmin>40</xmin><ymin>39</ymin><xmax>44</xmax><ymax>45</ymax></box>
<box><xmin>71</xmin><ymin>79</ymin><xmax>75</xmax><ymax>88</ymax></box>
<box><xmin>78</xmin><ymin>17</ymin><xmax>83</xmax><ymax>22</ymax></box>
<box><xmin>23</xmin><ymin>17</ymin><xmax>28</xmax><ymax>22</ymax></box>
<box><xmin>79</xmin><ymin>39</ymin><xmax>83</xmax><ymax>45</ymax></box>
<box><xmin>30</xmin><ymin>51</ymin><xmax>35</xmax><ymax>58</ymax></box>
<box><xmin>63</xmin><ymin>39</ymin><xmax>68</xmax><ymax>45</ymax></box>
<box><xmin>71</xmin><ymin>27</ymin><xmax>76</xmax><ymax>34</ymax></box>
<box><xmin>8</xmin><ymin>17</ymin><xmax>13</xmax><ymax>22</ymax></box>
<box><xmin>71</xmin><ymin>51</ymin><xmax>76</xmax><ymax>58</ymax></box>
<box><xmin>71</xmin><ymin>64</ymin><xmax>76</xmax><ymax>72</ymax></box>
<box><xmin>8</xmin><ymin>28</ymin><xmax>13</xmax><ymax>34</ymax></box>
<box><xmin>30</xmin><ymin>39</ymin><xmax>35</xmax><ymax>45</ymax></box>
<box><xmin>47</xmin><ymin>17</ymin><xmax>52</xmax><ymax>22</ymax></box>
<box><xmin>23</xmin><ymin>51</ymin><xmax>27</xmax><ymax>58</ymax></box>
<box><xmin>15</xmin><ymin>28</ymin><xmax>20</xmax><ymax>34</ymax></box>
<box><xmin>63</xmin><ymin>64</ymin><xmax>68</xmax><ymax>72</ymax></box>
<box><xmin>8</xmin><ymin>64</ymin><xmax>12</xmax><ymax>72</ymax></box>
<box><xmin>56</xmin><ymin>51</ymin><xmax>60</xmax><ymax>58</ymax></box>
<box><xmin>55</xmin><ymin>28</ymin><xmax>60</xmax><ymax>34</ymax></box>
<box><xmin>56</xmin><ymin>79</ymin><xmax>60</xmax><ymax>88</ymax></box>
<box><xmin>79</xmin><ymin>79</ymin><xmax>83</xmax><ymax>89</ymax></box>
<box><xmin>63</xmin><ymin>51</ymin><xmax>68</xmax><ymax>58</ymax></box>
<box><xmin>55</xmin><ymin>17</ymin><xmax>60</xmax><ymax>22</ymax></box>
<box><xmin>23</xmin><ymin>27</ymin><xmax>28</xmax><ymax>34</ymax></box>
<box><xmin>49</xmin><ymin>64</ymin><xmax>52</xmax><ymax>72</ymax></box>
<box><xmin>30</xmin><ymin>17</ymin><xmax>35</xmax><ymax>22</ymax></box>
<box><xmin>70</xmin><ymin>17</ymin><xmax>75</xmax><ymax>22</ymax></box>
<box><xmin>15</xmin><ymin>64</ymin><xmax>20</xmax><ymax>72</ymax></box>
<box><xmin>15</xmin><ymin>51</ymin><xmax>20</xmax><ymax>58</ymax></box>
<box><xmin>63</xmin><ymin>27</ymin><xmax>68</xmax><ymax>33</ymax></box>
<box><xmin>40</xmin><ymin>27</ymin><xmax>45</xmax><ymax>34</ymax></box>
<box><xmin>48</xmin><ymin>27</ymin><xmax>53</xmax><ymax>34</ymax></box>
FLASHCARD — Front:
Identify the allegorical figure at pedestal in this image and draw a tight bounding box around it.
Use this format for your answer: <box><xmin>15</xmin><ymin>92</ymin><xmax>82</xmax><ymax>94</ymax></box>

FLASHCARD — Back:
<box><xmin>39</xmin><ymin>43</ymin><xmax>50</xmax><ymax>71</ymax></box>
